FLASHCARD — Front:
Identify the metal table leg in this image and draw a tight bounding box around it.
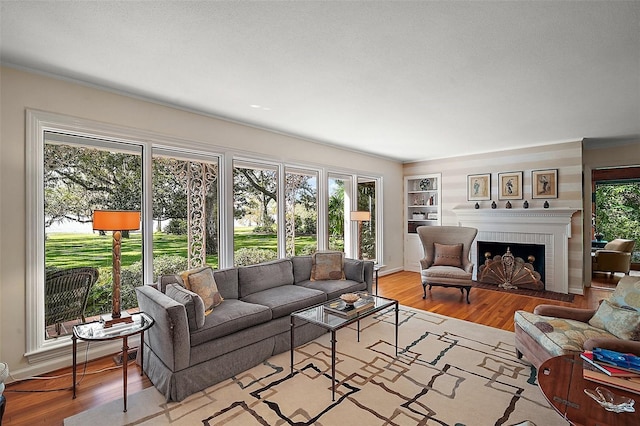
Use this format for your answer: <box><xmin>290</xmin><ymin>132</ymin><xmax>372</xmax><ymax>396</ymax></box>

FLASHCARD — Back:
<box><xmin>331</xmin><ymin>329</ymin><xmax>336</xmax><ymax>401</ymax></box>
<box><xmin>290</xmin><ymin>316</ymin><xmax>295</xmax><ymax>376</ymax></box>
<box><xmin>72</xmin><ymin>334</ymin><xmax>77</xmax><ymax>399</ymax></box>
<box><xmin>122</xmin><ymin>336</ymin><xmax>129</xmax><ymax>412</ymax></box>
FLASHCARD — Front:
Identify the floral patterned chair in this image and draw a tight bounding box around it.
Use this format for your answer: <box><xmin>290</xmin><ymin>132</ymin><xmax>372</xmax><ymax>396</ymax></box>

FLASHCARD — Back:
<box><xmin>514</xmin><ymin>275</ymin><xmax>640</xmax><ymax>370</ymax></box>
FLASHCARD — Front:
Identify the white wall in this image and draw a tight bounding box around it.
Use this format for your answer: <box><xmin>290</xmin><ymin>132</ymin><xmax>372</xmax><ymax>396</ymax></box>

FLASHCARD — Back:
<box><xmin>404</xmin><ymin>142</ymin><xmax>585</xmax><ymax>294</ymax></box>
<box><xmin>0</xmin><ymin>66</ymin><xmax>404</xmax><ymax>378</ymax></box>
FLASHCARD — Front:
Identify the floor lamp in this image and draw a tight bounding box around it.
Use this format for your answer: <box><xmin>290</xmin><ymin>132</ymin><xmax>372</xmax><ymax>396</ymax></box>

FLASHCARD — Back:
<box><xmin>350</xmin><ymin>211</ymin><xmax>371</xmax><ymax>260</ymax></box>
<box><xmin>93</xmin><ymin>210</ymin><xmax>140</xmax><ymax>328</ymax></box>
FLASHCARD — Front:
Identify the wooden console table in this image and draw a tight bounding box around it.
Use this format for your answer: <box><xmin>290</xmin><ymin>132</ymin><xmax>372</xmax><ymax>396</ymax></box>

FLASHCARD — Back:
<box><xmin>538</xmin><ymin>354</ymin><xmax>640</xmax><ymax>425</ymax></box>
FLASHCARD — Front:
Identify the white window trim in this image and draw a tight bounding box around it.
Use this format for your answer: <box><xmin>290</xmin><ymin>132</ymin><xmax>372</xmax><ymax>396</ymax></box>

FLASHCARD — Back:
<box><xmin>26</xmin><ymin>110</ymin><xmax>154</xmax><ymax>362</ymax></box>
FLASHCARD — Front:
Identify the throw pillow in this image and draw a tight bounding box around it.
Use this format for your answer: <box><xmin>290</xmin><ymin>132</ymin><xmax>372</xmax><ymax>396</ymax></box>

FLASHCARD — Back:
<box><xmin>165</xmin><ymin>284</ymin><xmax>206</xmax><ymax>331</ymax></box>
<box><xmin>608</xmin><ymin>277</ymin><xmax>640</xmax><ymax>312</ymax></box>
<box><xmin>311</xmin><ymin>251</ymin><xmax>345</xmax><ymax>281</ymax></box>
<box><xmin>433</xmin><ymin>243</ymin><xmax>463</xmax><ymax>267</ymax></box>
<box><xmin>589</xmin><ymin>299</ymin><xmax>640</xmax><ymax>340</ymax></box>
<box><xmin>180</xmin><ymin>266</ymin><xmax>223</xmax><ymax>314</ymax></box>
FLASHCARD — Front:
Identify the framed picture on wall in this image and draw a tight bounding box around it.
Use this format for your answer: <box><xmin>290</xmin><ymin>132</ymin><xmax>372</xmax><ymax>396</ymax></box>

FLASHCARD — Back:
<box><xmin>532</xmin><ymin>169</ymin><xmax>558</xmax><ymax>198</ymax></box>
<box><xmin>467</xmin><ymin>173</ymin><xmax>491</xmax><ymax>201</ymax></box>
<box><xmin>498</xmin><ymin>171</ymin><xmax>523</xmax><ymax>200</ymax></box>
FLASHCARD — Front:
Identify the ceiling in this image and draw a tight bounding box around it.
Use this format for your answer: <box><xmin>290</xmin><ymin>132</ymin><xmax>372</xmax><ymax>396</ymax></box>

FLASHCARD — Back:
<box><xmin>1</xmin><ymin>1</ymin><xmax>639</xmax><ymax>162</ymax></box>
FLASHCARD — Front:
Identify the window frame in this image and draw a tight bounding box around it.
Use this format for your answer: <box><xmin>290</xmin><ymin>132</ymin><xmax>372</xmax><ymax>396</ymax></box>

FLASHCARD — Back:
<box><xmin>25</xmin><ymin>110</ymin><xmax>384</xmax><ymax>363</ymax></box>
<box><xmin>26</xmin><ymin>110</ymin><xmax>153</xmax><ymax>359</ymax></box>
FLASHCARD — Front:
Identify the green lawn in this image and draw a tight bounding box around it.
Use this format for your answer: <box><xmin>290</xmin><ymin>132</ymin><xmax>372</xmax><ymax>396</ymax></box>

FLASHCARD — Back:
<box><xmin>45</xmin><ymin>227</ymin><xmax>317</xmax><ymax>269</ymax></box>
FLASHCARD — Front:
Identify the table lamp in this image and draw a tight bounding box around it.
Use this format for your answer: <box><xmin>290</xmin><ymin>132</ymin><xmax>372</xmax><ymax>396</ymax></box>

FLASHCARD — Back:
<box><xmin>350</xmin><ymin>211</ymin><xmax>371</xmax><ymax>260</ymax></box>
<box><xmin>93</xmin><ymin>210</ymin><xmax>140</xmax><ymax>327</ymax></box>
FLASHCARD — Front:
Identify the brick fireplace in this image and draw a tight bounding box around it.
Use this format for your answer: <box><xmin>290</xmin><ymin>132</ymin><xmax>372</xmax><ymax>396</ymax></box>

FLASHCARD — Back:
<box><xmin>452</xmin><ymin>208</ymin><xmax>579</xmax><ymax>294</ymax></box>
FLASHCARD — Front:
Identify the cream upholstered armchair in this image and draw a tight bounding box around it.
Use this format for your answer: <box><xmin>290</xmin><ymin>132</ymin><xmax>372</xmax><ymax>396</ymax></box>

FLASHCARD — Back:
<box><xmin>592</xmin><ymin>238</ymin><xmax>635</xmax><ymax>275</ymax></box>
<box><xmin>417</xmin><ymin>225</ymin><xmax>478</xmax><ymax>304</ymax></box>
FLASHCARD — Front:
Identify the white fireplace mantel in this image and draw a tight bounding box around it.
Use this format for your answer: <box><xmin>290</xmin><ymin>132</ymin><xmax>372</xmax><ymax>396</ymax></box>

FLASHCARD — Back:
<box><xmin>452</xmin><ymin>207</ymin><xmax>580</xmax><ymax>294</ymax></box>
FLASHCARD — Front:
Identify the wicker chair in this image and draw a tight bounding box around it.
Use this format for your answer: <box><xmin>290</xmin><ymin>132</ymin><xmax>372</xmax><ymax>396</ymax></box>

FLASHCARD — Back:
<box><xmin>45</xmin><ymin>267</ymin><xmax>99</xmax><ymax>336</ymax></box>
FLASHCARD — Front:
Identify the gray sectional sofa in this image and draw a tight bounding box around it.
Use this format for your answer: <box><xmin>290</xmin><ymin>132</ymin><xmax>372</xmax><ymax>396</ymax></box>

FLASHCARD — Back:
<box><xmin>135</xmin><ymin>256</ymin><xmax>373</xmax><ymax>401</ymax></box>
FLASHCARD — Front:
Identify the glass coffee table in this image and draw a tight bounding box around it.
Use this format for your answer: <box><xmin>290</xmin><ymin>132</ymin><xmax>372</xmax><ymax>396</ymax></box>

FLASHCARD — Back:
<box><xmin>290</xmin><ymin>293</ymin><xmax>398</xmax><ymax>401</ymax></box>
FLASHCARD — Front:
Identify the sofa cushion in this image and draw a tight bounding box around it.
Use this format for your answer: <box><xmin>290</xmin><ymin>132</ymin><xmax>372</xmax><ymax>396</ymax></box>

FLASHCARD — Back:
<box><xmin>213</xmin><ymin>267</ymin><xmax>239</xmax><ymax>300</ymax></box>
<box><xmin>433</xmin><ymin>243</ymin><xmax>463</xmax><ymax>267</ymax></box>
<box><xmin>241</xmin><ymin>285</ymin><xmax>326</xmax><ymax>319</ymax></box>
<box><xmin>343</xmin><ymin>258</ymin><xmax>365</xmax><ymax>283</ymax></box>
<box><xmin>589</xmin><ymin>299</ymin><xmax>640</xmax><ymax>340</ymax></box>
<box><xmin>311</xmin><ymin>251</ymin><xmax>345</xmax><ymax>281</ymax></box>
<box><xmin>297</xmin><ymin>279</ymin><xmax>367</xmax><ymax>300</ymax></box>
<box><xmin>189</xmin><ymin>299</ymin><xmax>272</xmax><ymax>347</ymax></box>
<box><xmin>291</xmin><ymin>255</ymin><xmax>312</xmax><ymax>283</ymax></box>
<box><xmin>514</xmin><ymin>310</ymin><xmax>616</xmax><ymax>356</ymax></box>
<box><xmin>165</xmin><ymin>284</ymin><xmax>206</xmax><ymax>332</ymax></box>
<box><xmin>238</xmin><ymin>259</ymin><xmax>294</xmax><ymax>298</ymax></box>
<box><xmin>180</xmin><ymin>266</ymin><xmax>223</xmax><ymax>313</ymax></box>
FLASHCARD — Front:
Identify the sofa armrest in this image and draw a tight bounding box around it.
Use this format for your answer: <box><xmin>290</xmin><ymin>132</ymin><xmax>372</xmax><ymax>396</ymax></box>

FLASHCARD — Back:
<box><xmin>584</xmin><ymin>337</ymin><xmax>640</xmax><ymax>357</ymax></box>
<box><xmin>533</xmin><ymin>304</ymin><xmax>597</xmax><ymax>322</ymax></box>
<box><xmin>363</xmin><ymin>260</ymin><xmax>374</xmax><ymax>294</ymax></box>
<box><xmin>135</xmin><ymin>285</ymin><xmax>191</xmax><ymax>372</ymax></box>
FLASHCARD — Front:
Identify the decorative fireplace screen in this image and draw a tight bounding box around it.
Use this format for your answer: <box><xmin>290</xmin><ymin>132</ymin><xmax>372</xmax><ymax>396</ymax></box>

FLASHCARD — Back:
<box><xmin>477</xmin><ymin>242</ymin><xmax>544</xmax><ymax>291</ymax></box>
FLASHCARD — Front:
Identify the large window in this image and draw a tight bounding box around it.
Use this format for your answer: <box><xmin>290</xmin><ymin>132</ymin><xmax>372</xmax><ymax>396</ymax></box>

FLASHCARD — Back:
<box><xmin>43</xmin><ymin>132</ymin><xmax>143</xmax><ymax>340</ymax></box>
<box><xmin>285</xmin><ymin>168</ymin><xmax>318</xmax><ymax>256</ymax></box>
<box><xmin>327</xmin><ymin>174</ymin><xmax>352</xmax><ymax>252</ymax></box>
<box><xmin>152</xmin><ymin>152</ymin><xmax>219</xmax><ymax>275</ymax></box>
<box><xmin>27</xmin><ymin>110</ymin><xmax>383</xmax><ymax>358</ymax></box>
<box><xmin>593</xmin><ymin>166</ymin><xmax>640</xmax><ymax>265</ymax></box>
<box><xmin>233</xmin><ymin>161</ymin><xmax>279</xmax><ymax>265</ymax></box>
<box><xmin>357</xmin><ymin>177</ymin><xmax>377</xmax><ymax>261</ymax></box>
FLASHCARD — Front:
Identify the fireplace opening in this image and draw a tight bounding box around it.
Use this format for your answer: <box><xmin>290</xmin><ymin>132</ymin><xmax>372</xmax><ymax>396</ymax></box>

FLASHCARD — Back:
<box><xmin>476</xmin><ymin>241</ymin><xmax>545</xmax><ymax>290</ymax></box>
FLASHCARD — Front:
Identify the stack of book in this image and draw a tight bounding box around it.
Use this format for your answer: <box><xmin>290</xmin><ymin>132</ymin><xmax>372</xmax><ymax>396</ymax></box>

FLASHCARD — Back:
<box><xmin>324</xmin><ymin>298</ymin><xmax>375</xmax><ymax>318</ymax></box>
<box><xmin>581</xmin><ymin>349</ymin><xmax>640</xmax><ymax>395</ymax></box>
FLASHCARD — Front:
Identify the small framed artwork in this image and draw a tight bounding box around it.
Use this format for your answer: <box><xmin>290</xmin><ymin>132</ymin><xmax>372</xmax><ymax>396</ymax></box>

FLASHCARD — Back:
<box><xmin>498</xmin><ymin>171</ymin><xmax>523</xmax><ymax>200</ymax></box>
<box><xmin>532</xmin><ymin>169</ymin><xmax>558</xmax><ymax>199</ymax></box>
<box><xmin>467</xmin><ymin>173</ymin><xmax>491</xmax><ymax>201</ymax></box>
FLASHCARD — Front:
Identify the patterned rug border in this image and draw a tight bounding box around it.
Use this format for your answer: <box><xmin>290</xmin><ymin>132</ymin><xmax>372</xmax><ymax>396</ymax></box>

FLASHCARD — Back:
<box><xmin>472</xmin><ymin>281</ymin><xmax>575</xmax><ymax>302</ymax></box>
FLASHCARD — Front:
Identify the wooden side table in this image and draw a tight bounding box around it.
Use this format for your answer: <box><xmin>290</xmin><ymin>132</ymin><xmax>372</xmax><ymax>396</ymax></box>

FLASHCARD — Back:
<box><xmin>538</xmin><ymin>354</ymin><xmax>640</xmax><ymax>425</ymax></box>
<box><xmin>72</xmin><ymin>312</ymin><xmax>154</xmax><ymax>412</ymax></box>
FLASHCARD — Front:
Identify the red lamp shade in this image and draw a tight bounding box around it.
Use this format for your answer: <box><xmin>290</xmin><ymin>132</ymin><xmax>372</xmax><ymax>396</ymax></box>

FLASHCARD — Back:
<box><xmin>93</xmin><ymin>210</ymin><xmax>140</xmax><ymax>231</ymax></box>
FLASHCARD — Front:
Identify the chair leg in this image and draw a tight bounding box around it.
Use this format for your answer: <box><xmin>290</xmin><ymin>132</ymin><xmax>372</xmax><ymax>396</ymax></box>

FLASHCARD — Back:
<box><xmin>422</xmin><ymin>283</ymin><xmax>427</xmax><ymax>299</ymax></box>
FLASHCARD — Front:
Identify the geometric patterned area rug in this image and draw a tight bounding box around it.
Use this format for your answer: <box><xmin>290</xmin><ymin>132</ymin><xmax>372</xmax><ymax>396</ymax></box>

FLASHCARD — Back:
<box><xmin>472</xmin><ymin>281</ymin><xmax>575</xmax><ymax>303</ymax></box>
<box><xmin>65</xmin><ymin>306</ymin><xmax>567</xmax><ymax>426</ymax></box>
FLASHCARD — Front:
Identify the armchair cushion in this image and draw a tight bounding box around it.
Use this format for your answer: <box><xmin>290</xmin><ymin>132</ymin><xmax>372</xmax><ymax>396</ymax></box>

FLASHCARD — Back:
<box><xmin>588</xmin><ymin>299</ymin><xmax>640</xmax><ymax>340</ymax></box>
<box><xmin>433</xmin><ymin>243</ymin><xmax>463</xmax><ymax>267</ymax></box>
<box><xmin>514</xmin><ymin>310</ymin><xmax>616</xmax><ymax>356</ymax></box>
<box><xmin>604</xmin><ymin>238</ymin><xmax>635</xmax><ymax>252</ymax></box>
<box><xmin>609</xmin><ymin>276</ymin><xmax>640</xmax><ymax>311</ymax></box>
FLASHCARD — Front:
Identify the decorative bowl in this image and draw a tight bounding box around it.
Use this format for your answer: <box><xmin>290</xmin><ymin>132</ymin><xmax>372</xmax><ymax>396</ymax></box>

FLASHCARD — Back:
<box><xmin>340</xmin><ymin>293</ymin><xmax>360</xmax><ymax>305</ymax></box>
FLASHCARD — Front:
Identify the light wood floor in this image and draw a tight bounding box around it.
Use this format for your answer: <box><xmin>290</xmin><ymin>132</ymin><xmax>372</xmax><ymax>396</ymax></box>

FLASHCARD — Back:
<box><xmin>3</xmin><ymin>271</ymin><xmax>621</xmax><ymax>425</ymax></box>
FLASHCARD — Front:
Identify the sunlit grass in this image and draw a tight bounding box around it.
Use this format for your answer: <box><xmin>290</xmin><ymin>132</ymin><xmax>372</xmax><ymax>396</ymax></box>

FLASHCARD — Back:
<box><xmin>45</xmin><ymin>227</ymin><xmax>318</xmax><ymax>269</ymax></box>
